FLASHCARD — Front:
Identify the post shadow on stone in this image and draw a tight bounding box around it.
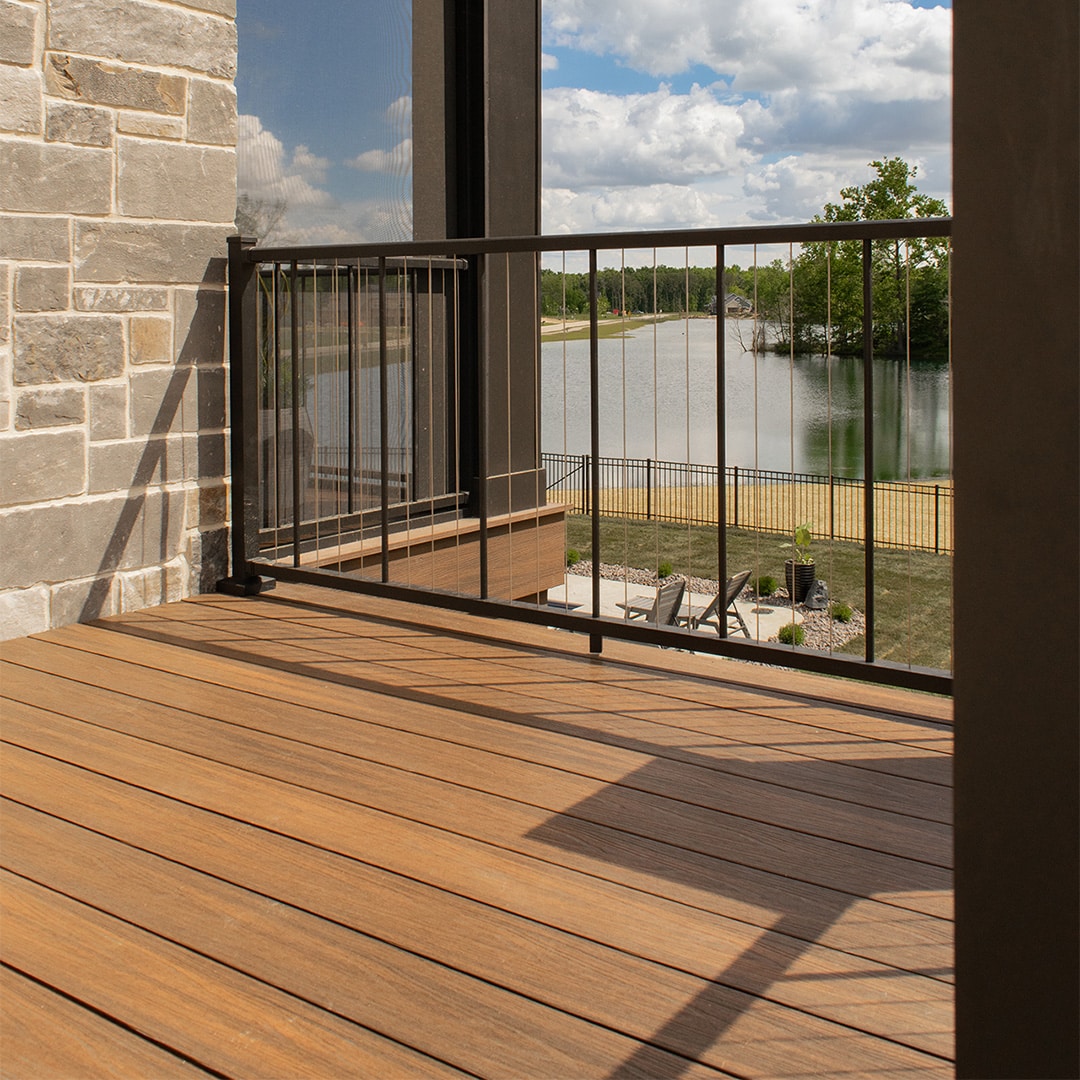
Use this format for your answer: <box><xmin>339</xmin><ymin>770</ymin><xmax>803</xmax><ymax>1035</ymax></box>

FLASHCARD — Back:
<box><xmin>79</xmin><ymin>267</ymin><xmax>228</xmax><ymax>621</ymax></box>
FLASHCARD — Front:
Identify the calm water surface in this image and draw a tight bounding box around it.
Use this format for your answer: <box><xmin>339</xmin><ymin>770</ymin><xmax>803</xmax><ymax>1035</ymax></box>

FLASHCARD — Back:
<box><xmin>541</xmin><ymin>318</ymin><xmax>951</xmax><ymax>480</ymax></box>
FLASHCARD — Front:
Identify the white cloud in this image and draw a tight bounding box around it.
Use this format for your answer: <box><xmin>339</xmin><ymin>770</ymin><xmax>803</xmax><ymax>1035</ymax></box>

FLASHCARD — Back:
<box><xmin>541</xmin><ymin>1</ymin><xmax>951</xmax><ymax>231</ymax></box>
<box><xmin>236</xmin><ymin>114</ymin><xmax>335</xmax><ymax>209</ymax></box>
<box><xmin>542</xmin><ymin>52</ymin><xmax>559</xmax><ymax>71</ymax></box>
<box><xmin>348</xmin><ymin>138</ymin><xmax>413</xmax><ymax>174</ymax></box>
<box><xmin>544</xmin><ymin>84</ymin><xmax>755</xmax><ymax>188</ymax></box>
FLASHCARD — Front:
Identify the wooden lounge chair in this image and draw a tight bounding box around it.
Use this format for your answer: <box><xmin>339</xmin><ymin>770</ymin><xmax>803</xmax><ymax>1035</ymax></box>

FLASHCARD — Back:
<box><xmin>615</xmin><ymin>578</ymin><xmax>687</xmax><ymax>625</ymax></box>
<box><xmin>679</xmin><ymin>569</ymin><xmax>753</xmax><ymax>637</ymax></box>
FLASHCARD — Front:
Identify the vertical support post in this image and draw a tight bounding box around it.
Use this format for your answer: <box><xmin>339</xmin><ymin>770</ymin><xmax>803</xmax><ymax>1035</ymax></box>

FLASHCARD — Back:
<box><xmin>347</xmin><ymin>263</ymin><xmax>356</xmax><ymax>516</ymax></box>
<box><xmin>646</xmin><ymin>457</ymin><xmax>652</xmax><ymax>521</ymax></box>
<box><xmin>829</xmin><ymin>474</ymin><xmax>835</xmax><ymax>540</ymax></box>
<box><xmin>477</xmin><ymin>255</ymin><xmax>489</xmax><ymax>598</ymax></box>
<box><xmin>290</xmin><ymin>260</ymin><xmax>301</xmax><ymax>568</ymax></box>
<box><xmin>588</xmin><ymin>248</ymin><xmax>602</xmax><ymax>654</ymax></box>
<box><xmin>716</xmin><ymin>243</ymin><xmax>728</xmax><ymax>635</ymax></box>
<box><xmin>862</xmin><ymin>238</ymin><xmax>876</xmax><ymax>662</ymax></box>
<box><xmin>378</xmin><ymin>257</ymin><xmax>391</xmax><ymax>583</ymax></box>
<box><xmin>733</xmin><ymin>465</ymin><xmax>739</xmax><ymax>529</ymax></box>
<box><xmin>221</xmin><ymin>235</ymin><xmax>263</xmax><ymax>594</ymax></box>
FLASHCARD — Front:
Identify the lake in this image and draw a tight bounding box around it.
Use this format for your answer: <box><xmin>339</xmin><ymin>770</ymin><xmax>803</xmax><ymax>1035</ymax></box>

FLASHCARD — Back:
<box><xmin>541</xmin><ymin>318</ymin><xmax>952</xmax><ymax>480</ymax></box>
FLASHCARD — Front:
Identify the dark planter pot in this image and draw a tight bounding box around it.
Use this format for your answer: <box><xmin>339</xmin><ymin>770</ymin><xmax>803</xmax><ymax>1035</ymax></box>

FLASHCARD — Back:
<box><xmin>785</xmin><ymin>560</ymin><xmax>816</xmax><ymax>603</ymax></box>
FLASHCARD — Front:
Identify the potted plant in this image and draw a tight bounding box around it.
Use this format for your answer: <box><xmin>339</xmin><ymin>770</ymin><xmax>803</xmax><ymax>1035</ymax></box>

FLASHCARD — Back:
<box><xmin>783</xmin><ymin>521</ymin><xmax>816</xmax><ymax>602</ymax></box>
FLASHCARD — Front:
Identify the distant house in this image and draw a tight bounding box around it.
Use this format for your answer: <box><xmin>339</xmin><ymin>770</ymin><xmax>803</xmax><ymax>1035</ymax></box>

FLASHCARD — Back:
<box><xmin>708</xmin><ymin>294</ymin><xmax>754</xmax><ymax>316</ymax></box>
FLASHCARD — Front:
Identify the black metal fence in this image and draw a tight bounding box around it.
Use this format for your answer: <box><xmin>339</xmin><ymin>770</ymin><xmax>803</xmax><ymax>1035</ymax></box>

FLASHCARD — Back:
<box><xmin>543</xmin><ymin>452</ymin><xmax>953</xmax><ymax>554</ymax></box>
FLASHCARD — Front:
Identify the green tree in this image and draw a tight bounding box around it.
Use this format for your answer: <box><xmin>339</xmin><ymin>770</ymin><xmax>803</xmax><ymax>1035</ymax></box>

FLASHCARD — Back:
<box><xmin>795</xmin><ymin>157</ymin><xmax>949</xmax><ymax>357</ymax></box>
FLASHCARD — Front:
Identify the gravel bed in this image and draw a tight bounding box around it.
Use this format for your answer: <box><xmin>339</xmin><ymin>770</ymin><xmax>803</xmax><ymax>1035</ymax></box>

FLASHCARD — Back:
<box><xmin>566</xmin><ymin>559</ymin><xmax>865</xmax><ymax>649</ymax></box>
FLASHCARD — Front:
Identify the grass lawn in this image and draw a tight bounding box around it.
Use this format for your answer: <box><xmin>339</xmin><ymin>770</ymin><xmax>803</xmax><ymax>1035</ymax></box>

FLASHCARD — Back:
<box><xmin>541</xmin><ymin>312</ymin><xmax>687</xmax><ymax>342</ymax></box>
<box><xmin>564</xmin><ymin>515</ymin><xmax>953</xmax><ymax>672</ymax></box>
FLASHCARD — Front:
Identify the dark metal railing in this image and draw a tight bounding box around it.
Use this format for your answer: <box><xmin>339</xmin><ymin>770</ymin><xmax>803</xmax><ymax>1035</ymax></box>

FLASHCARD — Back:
<box><xmin>224</xmin><ymin>218</ymin><xmax>953</xmax><ymax>695</ymax></box>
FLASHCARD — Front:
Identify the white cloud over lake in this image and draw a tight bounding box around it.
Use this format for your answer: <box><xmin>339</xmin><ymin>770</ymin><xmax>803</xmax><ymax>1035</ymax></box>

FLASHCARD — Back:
<box><xmin>542</xmin><ymin>0</ymin><xmax>951</xmax><ymax>230</ymax></box>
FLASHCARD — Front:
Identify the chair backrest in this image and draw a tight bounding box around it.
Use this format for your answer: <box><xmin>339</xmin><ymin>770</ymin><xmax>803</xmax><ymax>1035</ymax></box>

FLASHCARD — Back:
<box><xmin>724</xmin><ymin>569</ymin><xmax>753</xmax><ymax>608</ymax></box>
<box><xmin>654</xmin><ymin>578</ymin><xmax>687</xmax><ymax>625</ymax></box>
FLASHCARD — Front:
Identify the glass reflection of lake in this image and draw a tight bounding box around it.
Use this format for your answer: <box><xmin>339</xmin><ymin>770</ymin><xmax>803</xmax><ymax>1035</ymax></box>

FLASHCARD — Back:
<box><xmin>542</xmin><ymin>318</ymin><xmax>951</xmax><ymax>480</ymax></box>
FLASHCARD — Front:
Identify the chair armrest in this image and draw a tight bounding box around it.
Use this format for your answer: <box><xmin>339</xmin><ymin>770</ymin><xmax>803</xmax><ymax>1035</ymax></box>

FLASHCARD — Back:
<box><xmin>615</xmin><ymin>595</ymin><xmax>655</xmax><ymax>620</ymax></box>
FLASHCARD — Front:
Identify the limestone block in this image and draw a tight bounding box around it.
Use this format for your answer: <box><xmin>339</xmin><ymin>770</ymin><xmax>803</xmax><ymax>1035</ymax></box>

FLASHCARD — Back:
<box><xmin>15</xmin><ymin>387</ymin><xmax>86</xmax><ymax>430</ymax></box>
<box><xmin>15</xmin><ymin>266</ymin><xmax>70</xmax><ymax>312</ymax></box>
<box><xmin>187</xmin><ymin>525</ymin><xmax>228</xmax><ymax>592</ymax></box>
<box><xmin>187</xmin><ymin>79</ymin><xmax>237</xmax><ymax>146</ymax></box>
<box><xmin>48</xmin><ymin>0</ymin><xmax>237</xmax><ymax>79</ymax></box>
<box><xmin>0</xmin><ymin>66</ymin><xmax>43</xmax><ymax>134</ymax></box>
<box><xmin>89</xmin><ymin>383</ymin><xmax>127</xmax><ymax>441</ymax></box>
<box><xmin>196</xmin><ymin>367</ymin><xmax>227</xmax><ymax>430</ymax></box>
<box><xmin>46</xmin><ymin>102</ymin><xmax>114</xmax><ymax>147</ymax></box>
<box><xmin>182</xmin><ymin>431</ymin><xmax>226</xmax><ymax>481</ymax></box>
<box><xmin>75</xmin><ymin>286</ymin><xmax>168</xmax><ymax>313</ymax></box>
<box><xmin>117</xmin><ymin>565</ymin><xmax>161</xmax><ymax>612</ymax></box>
<box><xmin>162</xmin><ymin>554</ymin><xmax>187</xmax><ymax>603</ymax></box>
<box><xmin>185</xmin><ymin>480</ymin><xmax>227</xmax><ymax>529</ymax></box>
<box><xmin>178</xmin><ymin>0</ymin><xmax>234</xmax><ymax>16</ymax></box>
<box><xmin>0</xmin><ymin>587</ymin><xmax>50</xmax><ymax>641</ymax></box>
<box><xmin>0</xmin><ymin>216</ymin><xmax>71</xmax><ymax>262</ymax></box>
<box><xmin>116</xmin><ymin>112</ymin><xmax>183</xmax><ymax>139</ymax></box>
<box><xmin>13</xmin><ymin>315</ymin><xmax>123</xmax><ymax>383</ymax></box>
<box><xmin>0</xmin><ymin>429</ymin><xmax>85</xmax><ymax>506</ymax></box>
<box><xmin>118</xmin><ymin>139</ymin><xmax>236</xmax><ymax>222</ymax></box>
<box><xmin>0</xmin><ymin>489</ymin><xmax>185</xmax><ymax>590</ymax></box>
<box><xmin>50</xmin><ymin>575</ymin><xmax>119</xmax><ymax>625</ymax></box>
<box><xmin>0</xmin><ymin>140</ymin><xmax>112</xmax><ymax>214</ymax></box>
<box><xmin>89</xmin><ymin>434</ymin><xmax>186</xmax><ymax>493</ymax></box>
<box><xmin>0</xmin><ymin>264</ymin><xmax>10</xmax><ymax>345</ymax></box>
<box><xmin>175</xmin><ymin>287</ymin><xmax>226</xmax><ymax>365</ymax></box>
<box><xmin>0</xmin><ymin>1</ymin><xmax>37</xmax><ymax>66</ymax></box>
<box><xmin>130</xmin><ymin>364</ymin><xmax>197</xmax><ymax>436</ymax></box>
<box><xmin>46</xmin><ymin>53</ymin><xmax>186</xmax><ymax>115</ymax></box>
<box><xmin>75</xmin><ymin>221</ymin><xmax>230</xmax><ymax>285</ymax></box>
<box><xmin>130</xmin><ymin>315</ymin><xmax>171</xmax><ymax>364</ymax></box>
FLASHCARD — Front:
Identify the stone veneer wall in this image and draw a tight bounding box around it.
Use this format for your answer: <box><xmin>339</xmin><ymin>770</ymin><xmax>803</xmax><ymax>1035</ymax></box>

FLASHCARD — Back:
<box><xmin>0</xmin><ymin>0</ymin><xmax>237</xmax><ymax>640</ymax></box>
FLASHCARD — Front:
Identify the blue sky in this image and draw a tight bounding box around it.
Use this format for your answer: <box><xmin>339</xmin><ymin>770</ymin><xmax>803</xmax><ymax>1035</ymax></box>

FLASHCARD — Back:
<box><xmin>236</xmin><ymin>0</ymin><xmax>951</xmax><ymax>243</ymax></box>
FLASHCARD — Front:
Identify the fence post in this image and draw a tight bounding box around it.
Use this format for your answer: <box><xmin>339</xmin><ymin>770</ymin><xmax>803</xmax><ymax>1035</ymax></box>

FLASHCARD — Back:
<box><xmin>733</xmin><ymin>465</ymin><xmax>739</xmax><ymax>528</ymax></box>
<box><xmin>583</xmin><ymin>453</ymin><xmax>590</xmax><ymax>516</ymax></box>
<box><xmin>646</xmin><ymin>457</ymin><xmax>652</xmax><ymax>520</ymax></box>
<box><xmin>934</xmin><ymin>484</ymin><xmax>941</xmax><ymax>554</ymax></box>
<box><xmin>829</xmin><ymin>474</ymin><xmax>835</xmax><ymax>540</ymax></box>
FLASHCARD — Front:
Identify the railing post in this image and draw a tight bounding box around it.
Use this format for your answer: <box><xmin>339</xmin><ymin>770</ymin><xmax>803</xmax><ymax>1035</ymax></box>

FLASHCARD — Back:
<box><xmin>862</xmin><ymin>238</ymin><xmax>875</xmax><ymax>662</ymax></box>
<box><xmin>220</xmin><ymin>235</ymin><xmax>270</xmax><ymax>594</ymax></box>
<box><xmin>588</xmin><ymin>248</ymin><xmax>602</xmax><ymax>654</ymax></box>
<box><xmin>733</xmin><ymin>465</ymin><xmax>739</xmax><ymax>528</ymax></box>
<box><xmin>646</xmin><ymin>457</ymin><xmax>652</xmax><ymax>521</ymax></box>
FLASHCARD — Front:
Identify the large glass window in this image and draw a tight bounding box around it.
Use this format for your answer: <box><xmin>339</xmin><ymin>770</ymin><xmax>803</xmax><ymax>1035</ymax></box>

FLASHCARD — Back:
<box><xmin>236</xmin><ymin>0</ymin><xmax>412</xmax><ymax>244</ymax></box>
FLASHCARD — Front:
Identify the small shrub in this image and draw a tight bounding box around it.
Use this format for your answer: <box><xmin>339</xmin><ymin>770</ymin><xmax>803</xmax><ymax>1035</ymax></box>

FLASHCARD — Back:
<box><xmin>657</xmin><ymin>561</ymin><xmax>674</xmax><ymax>578</ymax></box>
<box><xmin>777</xmin><ymin>623</ymin><xmax>805</xmax><ymax>646</ymax></box>
<box><xmin>566</xmin><ymin>548</ymin><xmax>581</xmax><ymax>567</ymax></box>
<box><xmin>754</xmin><ymin>574</ymin><xmax>777</xmax><ymax>597</ymax></box>
<box><xmin>830</xmin><ymin>601</ymin><xmax>853</xmax><ymax>623</ymax></box>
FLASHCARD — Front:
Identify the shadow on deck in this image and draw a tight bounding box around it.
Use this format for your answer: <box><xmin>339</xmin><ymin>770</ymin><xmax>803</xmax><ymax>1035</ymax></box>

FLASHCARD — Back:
<box><xmin>1</xmin><ymin>582</ymin><xmax>953</xmax><ymax>1078</ymax></box>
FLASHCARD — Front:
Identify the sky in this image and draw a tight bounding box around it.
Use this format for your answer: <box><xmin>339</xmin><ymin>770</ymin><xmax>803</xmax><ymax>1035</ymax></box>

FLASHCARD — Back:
<box><xmin>235</xmin><ymin>0</ymin><xmax>952</xmax><ymax>244</ymax></box>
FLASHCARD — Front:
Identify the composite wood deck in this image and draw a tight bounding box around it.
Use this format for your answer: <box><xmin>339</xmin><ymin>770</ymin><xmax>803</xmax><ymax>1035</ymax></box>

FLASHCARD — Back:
<box><xmin>0</xmin><ymin>582</ymin><xmax>954</xmax><ymax>1078</ymax></box>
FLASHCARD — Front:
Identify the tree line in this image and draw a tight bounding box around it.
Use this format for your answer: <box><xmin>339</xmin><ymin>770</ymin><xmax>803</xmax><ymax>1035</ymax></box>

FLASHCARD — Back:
<box><xmin>541</xmin><ymin>158</ymin><xmax>950</xmax><ymax>358</ymax></box>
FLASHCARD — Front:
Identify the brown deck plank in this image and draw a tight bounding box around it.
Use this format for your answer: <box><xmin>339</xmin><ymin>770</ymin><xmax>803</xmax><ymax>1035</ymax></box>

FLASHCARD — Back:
<box><xmin>0</xmin><ymin>759</ymin><xmax>948</xmax><ymax>1077</ymax></box>
<box><xmin>1</xmin><ymin>871</ymin><xmax>466</xmax><ymax>1079</ymax></box>
<box><xmin>2</xmin><ymin>801</ymin><xmax>735</xmax><ymax>1080</ymax></box>
<box><xmin>115</xmin><ymin>595</ymin><xmax>956</xmax><ymax>791</ymax></box>
<box><xmin>0</xmin><ymin>965</ymin><xmax>210</xmax><ymax>1079</ymax></box>
<box><xmin>0</xmin><ymin>637</ymin><xmax>950</xmax><ymax>867</ymax></box>
<box><xmin>1</xmin><ymin>590</ymin><xmax>955</xmax><ymax>1077</ymax></box>
<box><xmin>1</xmin><ymin>643</ymin><xmax>953</xmax><ymax>918</ymax></box>
<box><xmin>0</xmin><ymin>697</ymin><xmax>952</xmax><ymax>1058</ymax></box>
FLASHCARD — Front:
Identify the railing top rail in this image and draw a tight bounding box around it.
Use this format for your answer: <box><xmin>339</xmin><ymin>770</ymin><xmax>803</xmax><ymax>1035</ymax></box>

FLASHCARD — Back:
<box><xmin>238</xmin><ymin>216</ymin><xmax>952</xmax><ymax>264</ymax></box>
